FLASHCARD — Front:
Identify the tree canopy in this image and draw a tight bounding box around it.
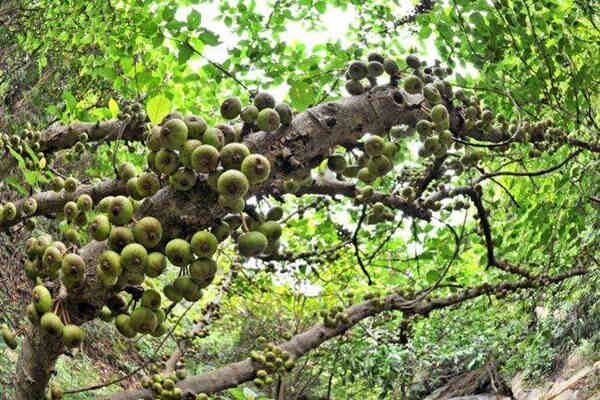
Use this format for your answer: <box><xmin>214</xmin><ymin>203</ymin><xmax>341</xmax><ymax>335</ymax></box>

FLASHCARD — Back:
<box><xmin>0</xmin><ymin>1</ymin><xmax>598</xmax><ymax>399</ymax></box>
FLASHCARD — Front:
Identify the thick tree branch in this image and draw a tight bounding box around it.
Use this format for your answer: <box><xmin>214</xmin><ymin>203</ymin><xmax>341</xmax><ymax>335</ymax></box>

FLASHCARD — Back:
<box><xmin>41</xmin><ymin>119</ymin><xmax>145</xmax><ymax>153</ymax></box>
<box><xmin>103</xmin><ymin>266</ymin><xmax>588</xmax><ymax>400</ymax></box>
<box><xmin>0</xmin><ymin>119</ymin><xmax>146</xmax><ymax>179</ymax></box>
<box><xmin>0</xmin><ymin>179</ymin><xmax>127</xmax><ymax>229</ymax></box>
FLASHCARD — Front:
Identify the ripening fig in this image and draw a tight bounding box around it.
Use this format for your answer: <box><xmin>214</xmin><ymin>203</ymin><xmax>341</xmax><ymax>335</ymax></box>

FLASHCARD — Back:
<box><xmin>218</xmin><ymin>123</ymin><xmax>239</xmax><ymax>144</ymax></box>
<box><xmin>145</xmin><ymin>252</ymin><xmax>167</xmax><ymax>277</ymax></box>
<box><xmin>367</xmin><ymin>61</ymin><xmax>384</xmax><ymax>77</ymax></box>
<box><xmin>96</xmin><ymin>196</ymin><xmax>114</xmax><ymax>214</ymax></box>
<box><xmin>163</xmin><ymin>284</ymin><xmax>183</xmax><ymax>303</ymax></box>
<box><xmin>26</xmin><ymin>303</ymin><xmax>40</xmax><ymax>324</ymax></box>
<box><xmin>63</xmin><ymin>324</ymin><xmax>85</xmax><ymax>347</ymax></box>
<box><xmin>383</xmin><ymin>142</ymin><xmax>397</xmax><ymax>159</ymax></box>
<box><xmin>97</xmin><ymin>250</ymin><xmax>122</xmax><ymax>286</ymax></box>
<box><xmin>383</xmin><ymin>58</ymin><xmax>399</xmax><ymax>76</ymax></box>
<box><xmin>129</xmin><ymin>307</ymin><xmax>158</xmax><ymax>334</ymax></box>
<box><xmin>266</xmin><ymin>207</ymin><xmax>284</xmax><ymax>221</ymax></box>
<box><xmin>368</xmin><ymin>52</ymin><xmax>385</xmax><ymax>63</ymax></box>
<box><xmin>423</xmin><ymin>84</ymin><xmax>442</xmax><ymax>104</ymax></box>
<box><xmin>430</xmin><ymin>104</ymin><xmax>449</xmax><ymax>125</ymax></box>
<box><xmin>141</xmin><ymin>289</ymin><xmax>162</xmax><ymax>310</ymax></box>
<box><xmin>347</xmin><ymin>61</ymin><xmax>368</xmax><ymax>80</ymax></box>
<box><xmin>42</xmin><ymin>246</ymin><xmax>63</xmax><ymax>273</ymax></box>
<box><xmin>3</xmin><ymin>202</ymin><xmax>17</xmax><ymax>221</ymax></box>
<box><xmin>98</xmin><ymin>250</ymin><xmax>121</xmax><ymax>275</ymax></box>
<box><xmin>174</xmin><ymin>276</ymin><xmax>202</xmax><ymax>302</ymax></box>
<box><xmin>364</xmin><ymin>135</ymin><xmax>386</xmax><ymax>157</ymax></box>
<box><xmin>218</xmin><ymin>194</ymin><xmax>245</xmax><ymax>213</ymax></box>
<box><xmin>1</xmin><ymin>325</ymin><xmax>17</xmax><ymax>349</ymax></box>
<box><xmin>389</xmin><ymin>125</ymin><xmax>405</xmax><ymax>138</ymax></box>
<box><xmin>115</xmin><ymin>314</ymin><xmax>136</xmax><ymax>338</ymax></box>
<box><xmin>357</xmin><ymin>167</ymin><xmax>375</xmax><ymax>184</ymax></box>
<box><xmin>416</xmin><ymin>120</ymin><xmax>434</xmax><ymax>136</ymax></box>
<box><xmin>120</xmin><ymin>243</ymin><xmax>148</xmax><ymax>272</ymax></box>
<box><xmin>202</xmin><ymin>127</ymin><xmax>225</xmax><ymax>149</ymax></box>
<box><xmin>108</xmin><ymin>226</ymin><xmax>135</xmax><ymax>251</ymax></box>
<box><xmin>190</xmin><ymin>230</ymin><xmax>218</xmax><ymax>258</ymax></box>
<box><xmin>75</xmin><ymin>195</ymin><xmax>93</xmax><ymax>213</ymax></box>
<box><xmin>212</xmin><ymin>221</ymin><xmax>231</xmax><ymax>242</ymax></box>
<box><xmin>240</xmin><ymin>105</ymin><xmax>259</xmax><ymax>123</ymax></box>
<box><xmin>189</xmin><ymin>257</ymin><xmax>217</xmax><ymax>288</ymax></box>
<box><xmin>165</xmin><ymin>238</ymin><xmax>193</xmax><ymax>267</ymax></box>
<box><xmin>136</xmin><ymin>172</ymin><xmax>160</xmax><ymax>198</ymax></box>
<box><xmin>406</xmin><ymin>54</ymin><xmax>421</xmax><ymax>69</ymax></box>
<box><xmin>345</xmin><ymin>80</ymin><xmax>364</xmax><ymax>95</ymax></box>
<box><xmin>220</xmin><ymin>97</ymin><xmax>242</xmax><ymax>119</ymax></box>
<box><xmin>241</xmin><ymin>154</ymin><xmax>271</xmax><ymax>184</ymax></box>
<box><xmin>367</xmin><ymin>155</ymin><xmax>393</xmax><ymax>177</ymax></box>
<box><xmin>118</xmin><ymin>162</ymin><xmax>137</xmax><ymax>182</ymax></box>
<box><xmin>253</xmin><ymin>92</ymin><xmax>276</xmax><ymax>110</ymax></box>
<box><xmin>191</xmin><ymin>144</ymin><xmax>220</xmax><ymax>173</ymax></box>
<box><xmin>256</xmin><ymin>108</ymin><xmax>280</xmax><ymax>132</ymax></box>
<box><xmin>219</xmin><ymin>143</ymin><xmax>250</xmax><ymax>170</ymax></box>
<box><xmin>123</xmin><ymin>271</ymin><xmax>145</xmax><ymax>286</ymax></box>
<box><xmin>147</xmin><ymin>126</ymin><xmax>162</xmax><ymax>151</ymax></box>
<box><xmin>50</xmin><ymin>176</ymin><xmax>64</xmax><ymax>192</ymax></box>
<box><xmin>133</xmin><ymin>217</ymin><xmax>163</xmax><ymax>249</ymax></box>
<box><xmin>155</xmin><ymin>149</ymin><xmax>180</xmax><ymax>175</ymax></box>
<box><xmin>237</xmin><ymin>231</ymin><xmax>268</xmax><ymax>257</ymax></box>
<box><xmin>403</xmin><ymin>75</ymin><xmax>423</xmax><ymax>94</ymax></box>
<box><xmin>169</xmin><ymin>168</ymin><xmax>197</xmax><ymax>191</ymax></box>
<box><xmin>217</xmin><ymin>170</ymin><xmax>249</xmax><ymax>199</ymax></box>
<box><xmin>275</xmin><ymin>103</ymin><xmax>293</xmax><ymax>126</ymax></box>
<box><xmin>88</xmin><ymin>214</ymin><xmax>111</xmax><ymax>241</ymax></box>
<box><xmin>22</xmin><ymin>197</ymin><xmax>38</xmax><ymax>216</ymax></box>
<box><xmin>32</xmin><ymin>284</ymin><xmax>52</xmax><ymax>314</ymax></box>
<box><xmin>127</xmin><ymin>176</ymin><xmax>144</xmax><ymax>200</ymax></box>
<box><xmin>160</xmin><ymin>118</ymin><xmax>188</xmax><ymax>150</ymax></box>
<box><xmin>41</xmin><ymin>312</ymin><xmax>64</xmax><ymax>338</ymax></box>
<box><xmin>181</xmin><ymin>139</ymin><xmax>202</xmax><ymax>169</ymax></box>
<box><xmin>184</xmin><ymin>115</ymin><xmax>208</xmax><ymax>139</ymax></box>
<box><xmin>107</xmin><ymin>196</ymin><xmax>133</xmax><ymax>226</ymax></box>
<box><xmin>61</xmin><ymin>253</ymin><xmax>86</xmax><ymax>288</ymax></box>
<box><xmin>401</xmin><ymin>186</ymin><xmax>415</xmax><ymax>200</ymax></box>
<box><xmin>64</xmin><ymin>177</ymin><xmax>79</xmax><ymax>193</ymax></box>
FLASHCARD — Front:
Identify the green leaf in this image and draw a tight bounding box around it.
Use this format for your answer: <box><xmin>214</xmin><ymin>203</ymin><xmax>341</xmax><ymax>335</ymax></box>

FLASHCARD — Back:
<box><xmin>187</xmin><ymin>10</ymin><xmax>201</xmax><ymax>29</ymax></box>
<box><xmin>426</xmin><ymin>269</ymin><xmax>441</xmax><ymax>285</ymax></box>
<box><xmin>198</xmin><ymin>29</ymin><xmax>220</xmax><ymax>46</ymax></box>
<box><xmin>108</xmin><ymin>98</ymin><xmax>119</xmax><ymax>118</ymax></box>
<box><xmin>146</xmin><ymin>95</ymin><xmax>171</xmax><ymax>125</ymax></box>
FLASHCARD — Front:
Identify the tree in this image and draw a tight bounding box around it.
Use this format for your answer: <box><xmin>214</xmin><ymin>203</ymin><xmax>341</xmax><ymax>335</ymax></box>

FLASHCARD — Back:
<box><xmin>0</xmin><ymin>1</ymin><xmax>598</xmax><ymax>399</ymax></box>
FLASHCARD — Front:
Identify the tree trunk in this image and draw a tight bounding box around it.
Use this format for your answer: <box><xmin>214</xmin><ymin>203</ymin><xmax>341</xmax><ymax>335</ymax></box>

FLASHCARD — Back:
<box><xmin>15</xmin><ymin>326</ymin><xmax>64</xmax><ymax>400</ymax></box>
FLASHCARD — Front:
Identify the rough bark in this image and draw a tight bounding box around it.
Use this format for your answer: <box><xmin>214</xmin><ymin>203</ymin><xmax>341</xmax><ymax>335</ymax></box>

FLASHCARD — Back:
<box><xmin>40</xmin><ymin>119</ymin><xmax>145</xmax><ymax>153</ymax></box>
<box><xmin>0</xmin><ymin>119</ymin><xmax>146</xmax><ymax>180</ymax></box>
<box><xmin>3</xmin><ymin>85</ymin><xmax>426</xmax><ymax>231</ymax></box>
<box><xmin>14</xmin><ymin>326</ymin><xmax>65</xmax><ymax>400</ymax></box>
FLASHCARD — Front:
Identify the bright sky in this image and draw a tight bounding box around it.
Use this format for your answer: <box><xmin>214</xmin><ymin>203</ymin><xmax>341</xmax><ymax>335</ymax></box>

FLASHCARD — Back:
<box><xmin>176</xmin><ymin>1</ymin><xmax>477</xmax><ymax>99</ymax></box>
